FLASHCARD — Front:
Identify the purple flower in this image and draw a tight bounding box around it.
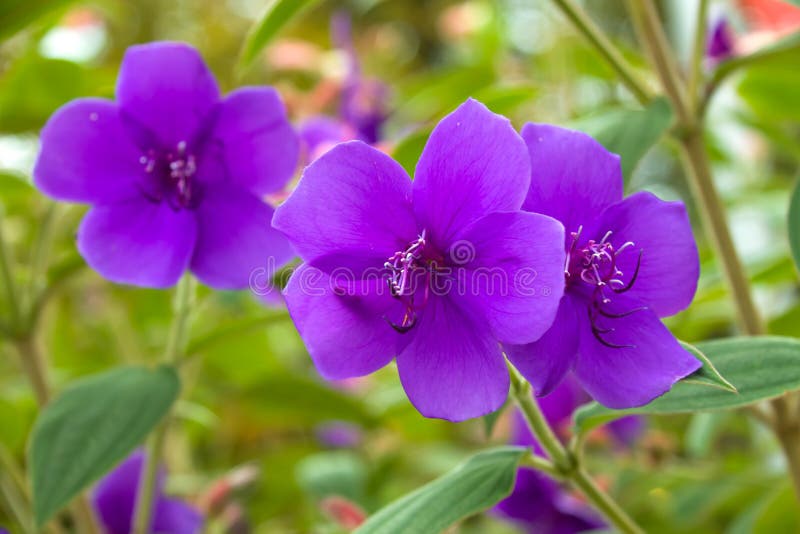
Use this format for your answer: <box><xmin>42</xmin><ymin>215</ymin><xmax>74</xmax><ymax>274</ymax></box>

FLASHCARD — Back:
<box><xmin>707</xmin><ymin>19</ymin><xmax>736</xmax><ymax>62</ymax></box>
<box><xmin>298</xmin><ymin>13</ymin><xmax>389</xmax><ymax>163</ymax></box>
<box><xmin>505</xmin><ymin>124</ymin><xmax>701</xmax><ymax>408</ymax></box>
<box><xmin>92</xmin><ymin>451</ymin><xmax>201</xmax><ymax>534</ymax></box>
<box><xmin>34</xmin><ymin>41</ymin><xmax>299</xmax><ymax>289</ymax></box>
<box><xmin>332</xmin><ymin>12</ymin><xmax>389</xmax><ymax>146</ymax></box>
<box><xmin>273</xmin><ymin>99</ymin><xmax>566</xmax><ymax>422</ymax></box>
<box><xmin>494</xmin><ymin>468</ymin><xmax>605</xmax><ymax>534</ymax></box>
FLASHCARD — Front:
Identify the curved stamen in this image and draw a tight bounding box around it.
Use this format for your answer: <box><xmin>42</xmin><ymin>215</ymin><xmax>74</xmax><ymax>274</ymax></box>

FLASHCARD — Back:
<box><xmin>612</xmin><ymin>249</ymin><xmax>643</xmax><ymax>294</ymax></box>
<box><xmin>587</xmin><ymin>307</ymin><xmax>635</xmax><ymax>349</ymax></box>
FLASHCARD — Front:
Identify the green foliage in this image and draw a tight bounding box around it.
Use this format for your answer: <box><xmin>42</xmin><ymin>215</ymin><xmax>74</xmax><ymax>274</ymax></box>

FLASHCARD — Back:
<box><xmin>29</xmin><ymin>366</ymin><xmax>179</xmax><ymax>525</ymax></box>
<box><xmin>356</xmin><ymin>447</ymin><xmax>527</xmax><ymax>533</ymax></box>
<box><xmin>790</xmin><ymin>178</ymin><xmax>800</xmax><ymax>273</ymax></box>
<box><xmin>574</xmin><ymin>336</ymin><xmax>800</xmax><ymax>434</ymax></box>
<box><xmin>570</xmin><ymin>97</ymin><xmax>673</xmax><ymax>180</ymax></box>
<box><xmin>0</xmin><ymin>0</ymin><xmax>75</xmax><ymax>41</ymax></box>
<box><xmin>239</xmin><ymin>0</ymin><xmax>324</xmax><ymax>69</ymax></box>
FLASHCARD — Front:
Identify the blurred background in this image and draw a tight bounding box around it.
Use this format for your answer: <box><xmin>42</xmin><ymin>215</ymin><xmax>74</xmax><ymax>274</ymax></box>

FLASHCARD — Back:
<box><xmin>1</xmin><ymin>0</ymin><xmax>799</xmax><ymax>532</ymax></box>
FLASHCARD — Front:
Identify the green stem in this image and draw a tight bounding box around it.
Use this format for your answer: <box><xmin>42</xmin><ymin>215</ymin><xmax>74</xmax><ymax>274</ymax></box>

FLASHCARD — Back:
<box><xmin>549</xmin><ymin>0</ymin><xmax>653</xmax><ymax>105</ymax></box>
<box><xmin>0</xmin><ymin>212</ymin><xmax>21</xmax><ymax>331</ymax></box>
<box><xmin>509</xmin><ymin>367</ymin><xmax>643</xmax><ymax>534</ymax></box>
<box><xmin>519</xmin><ymin>452</ymin><xmax>561</xmax><ymax>479</ymax></box>
<box><xmin>687</xmin><ymin>0</ymin><xmax>709</xmax><ymax>113</ymax></box>
<box><xmin>132</xmin><ymin>275</ymin><xmax>195</xmax><ymax>534</ymax></box>
<box><xmin>25</xmin><ymin>204</ymin><xmax>59</xmax><ymax>317</ymax></box>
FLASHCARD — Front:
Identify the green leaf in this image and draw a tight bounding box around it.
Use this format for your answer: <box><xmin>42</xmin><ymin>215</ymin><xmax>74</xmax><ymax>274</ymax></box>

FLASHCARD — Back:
<box><xmin>680</xmin><ymin>341</ymin><xmax>737</xmax><ymax>392</ymax></box>
<box><xmin>391</xmin><ymin>128</ymin><xmax>430</xmax><ymax>176</ymax></box>
<box><xmin>356</xmin><ymin>446</ymin><xmax>526</xmax><ymax>533</ymax></box>
<box><xmin>30</xmin><ymin>365</ymin><xmax>180</xmax><ymax>526</ymax></box>
<box><xmin>0</xmin><ymin>0</ymin><xmax>74</xmax><ymax>41</ymax></box>
<box><xmin>238</xmin><ymin>0</ymin><xmax>323</xmax><ymax>69</ymax></box>
<box><xmin>569</xmin><ymin>97</ymin><xmax>673</xmax><ymax>180</ymax></box>
<box><xmin>789</xmin><ymin>178</ymin><xmax>800</xmax><ymax>273</ymax></box>
<box><xmin>296</xmin><ymin>451</ymin><xmax>367</xmax><ymax>502</ymax></box>
<box><xmin>574</xmin><ymin>336</ymin><xmax>800</xmax><ymax>435</ymax></box>
<box><xmin>482</xmin><ymin>400</ymin><xmax>508</xmax><ymax>439</ymax></box>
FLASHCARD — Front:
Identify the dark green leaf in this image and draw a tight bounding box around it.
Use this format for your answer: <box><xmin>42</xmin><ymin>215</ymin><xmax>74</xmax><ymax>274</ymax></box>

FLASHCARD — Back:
<box><xmin>30</xmin><ymin>366</ymin><xmax>180</xmax><ymax>525</ymax></box>
<box><xmin>238</xmin><ymin>0</ymin><xmax>323</xmax><ymax>69</ymax></box>
<box><xmin>574</xmin><ymin>336</ymin><xmax>800</xmax><ymax>435</ymax></box>
<box><xmin>789</xmin><ymin>178</ymin><xmax>800</xmax><ymax>273</ymax></box>
<box><xmin>356</xmin><ymin>446</ymin><xmax>526</xmax><ymax>533</ymax></box>
<box><xmin>0</xmin><ymin>0</ymin><xmax>74</xmax><ymax>41</ymax></box>
<box><xmin>569</xmin><ymin>97</ymin><xmax>673</xmax><ymax>180</ymax></box>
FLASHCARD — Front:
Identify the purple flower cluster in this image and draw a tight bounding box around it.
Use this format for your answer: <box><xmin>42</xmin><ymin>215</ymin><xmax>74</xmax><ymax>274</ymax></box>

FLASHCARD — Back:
<box><xmin>34</xmin><ymin>40</ymin><xmax>702</xmax><ymax>424</ymax></box>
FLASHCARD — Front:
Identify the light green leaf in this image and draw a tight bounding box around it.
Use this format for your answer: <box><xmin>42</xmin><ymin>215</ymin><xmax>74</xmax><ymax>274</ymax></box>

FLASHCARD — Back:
<box><xmin>30</xmin><ymin>366</ymin><xmax>180</xmax><ymax>526</ymax></box>
<box><xmin>391</xmin><ymin>128</ymin><xmax>430</xmax><ymax>176</ymax></box>
<box><xmin>789</xmin><ymin>178</ymin><xmax>800</xmax><ymax>273</ymax></box>
<box><xmin>356</xmin><ymin>446</ymin><xmax>526</xmax><ymax>533</ymax></box>
<box><xmin>0</xmin><ymin>0</ymin><xmax>74</xmax><ymax>41</ymax></box>
<box><xmin>238</xmin><ymin>0</ymin><xmax>323</xmax><ymax>69</ymax></box>
<box><xmin>681</xmin><ymin>341</ymin><xmax>737</xmax><ymax>392</ymax></box>
<box><xmin>569</xmin><ymin>97</ymin><xmax>673</xmax><ymax>180</ymax></box>
<box><xmin>574</xmin><ymin>336</ymin><xmax>800</xmax><ymax>435</ymax></box>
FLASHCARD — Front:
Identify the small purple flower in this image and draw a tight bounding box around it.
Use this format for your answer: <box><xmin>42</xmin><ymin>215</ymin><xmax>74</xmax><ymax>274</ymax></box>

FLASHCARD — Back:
<box><xmin>505</xmin><ymin>124</ymin><xmax>701</xmax><ymax>408</ymax></box>
<box><xmin>316</xmin><ymin>421</ymin><xmax>363</xmax><ymax>448</ymax></box>
<box><xmin>273</xmin><ymin>99</ymin><xmax>566</xmax><ymax>422</ymax></box>
<box><xmin>707</xmin><ymin>19</ymin><xmax>736</xmax><ymax>62</ymax></box>
<box><xmin>92</xmin><ymin>451</ymin><xmax>201</xmax><ymax>534</ymax></box>
<box><xmin>299</xmin><ymin>13</ymin><xmax>389</xmax><ymax>163</ymax></box>
<box><xmin>494</xmin><ymin>469</ymin><xmax>605</xmax><ymax>534</ymax></box>
<box><xmin>34</xmin><ymin>41</ymin><xmax>299</xmax><ymax>289</ymax></box>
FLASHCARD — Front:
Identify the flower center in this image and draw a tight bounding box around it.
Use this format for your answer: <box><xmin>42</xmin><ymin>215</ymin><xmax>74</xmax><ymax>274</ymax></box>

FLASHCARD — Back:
<box><xmin>382</xmin><ymin>230</ymin><xmax>444</xmax><ymax>334</ymax></box>
<box><xmin>138</xmin><ymin>141</ymin><xmax>200</xmax><ymax>210</ymax></box>
<box><xmin>566</xmin><ymin>227</ymin><xmax>644</xmax><ymax>349</ymax></box>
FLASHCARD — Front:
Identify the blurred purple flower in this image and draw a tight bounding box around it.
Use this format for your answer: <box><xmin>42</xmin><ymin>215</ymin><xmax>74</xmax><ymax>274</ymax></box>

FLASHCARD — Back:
<box><xmin>512</xmin><ymin>376</ymin><xmax>645</xmax><ymax>451</ymax></box>
<box><xmin>496</xmin><ymin>378</ymin><xmax>643</xmax><ymax>533</ymax></box>
<box><xmin>92</xmin><ymin>451</ymin><xmax>201</xmax><ymax>534</ymax></box>
<box><xmin>299</xmin><ymin>12</ymin><xmax>389</xmax><ymax>163</ymax></box>
<box><xmin>707</xmin><ymin>18</ymin><xmax>736</xmax><ymax>62</ymax></box>
<box><xmin>495</xmin><ymin>469</ymin><xmax>605</xmax><ymax>534</ymax></box>
<box><xmin>273</xmin><ymin>99</ymin><xmax>565</xmax><ymax>422</ymax></box>
<box><xmin>34</xmin><ymin>41</ymin><xmax>298</xmax><ymax>289</ymax></box>
<box><xmin>505</xmin><ymin>125</ymin><xmax>701</xmax><ymax>409</ymax></box>
<box><xmin>0</xmin><ymin>527</ymin><xmax>8</xmax><ymax>534</ymax></box>
<box><xmin>316</xmin><ymin>421</ymin><xmax>363</xmax><ymax>448</ymax></box>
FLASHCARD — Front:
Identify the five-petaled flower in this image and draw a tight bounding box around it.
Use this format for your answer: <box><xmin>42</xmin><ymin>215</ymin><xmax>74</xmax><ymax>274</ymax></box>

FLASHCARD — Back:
<box><xmin>505</xmin><ymin>124</ymin><xmax>702</xmax><ymax>408</ymax></box>
<box><xmin>92</xmin><ymin>451</ymin><xmax>202</xmax><ymax>534</ymax></box>
<box><xmin>34</xmin><ymin>41</ymin><xmax>299</xmax><ymax>289</ymax></box>
<box><xmin>273</xmin><ymin>99</ymin><xmax>566</xmax><ymax>422</ymax></box>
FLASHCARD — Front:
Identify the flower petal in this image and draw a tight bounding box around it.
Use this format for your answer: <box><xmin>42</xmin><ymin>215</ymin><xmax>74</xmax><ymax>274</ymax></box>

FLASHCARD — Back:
<box><xmin>284</xmin><ymin>263</ymin><xmax>407</xmax><ymax>380</ymax></box>
<box><xmin>92</xmin><ymin>451</ymin><xmax>165</xmax><ymax>534</ymax></box>
<box><xmin>520</xmin><ymin>123</ymin><xmax>623</xmax><ymax>239</ymax></box>
<box><xmin>574</xmin><ymin>297</ymin><xmax>701</xmax><ymax>409</ymax></box>
<box><xmin>594</xmin><ymin>191</ymin><xmax>700</xmax><ymax>317</ymax></box>
<box><xmin>34</xmin><ymin>98</ymin><xmax>142</xmax><ymax>204</ymax></box>
<box><xmin>396</xmin><ymin>295</ymin><xmax>508</xmax><ymax>421</ymax></box>
<box><xmin>273</xmin><ymin>141</ymin><xmax>416</xmax><ymax>264</ymax></box>
<box><xmin>197</xmin><ymin>87</ymin><xmax>299</xmax><ymax>196</ymax></box>
<box><xmin>452</xmin><ymin>211</ymin><xmax>565</xmax><ymax>345</ymax></box>
<box><xmin>77</xmin><ymin>198</ymin><xmax>196</xmax><ymax>288</ymax></box>
<box><xmin>117</xmin><ymin>41</ymin><xmax>220</xmax><ymax>147</ymax></box>
<box><xmin>504</xmin><ymin>296</ymin><xmax>580</xmax><ymax>396</ymax></box>
<box><xmin>152</xmin><ymin>498</ymin><xmax>203</xmax><ymax>534</ymax></box>
<box><xmin>190</xmin><ymin>185</ymin><xmax>294</xmax><ymax>290</ymax></box>
<box><xmin>412</xmin><ymin>98</ymin><xmax>530</xmax><ymax>248</ymax></box>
